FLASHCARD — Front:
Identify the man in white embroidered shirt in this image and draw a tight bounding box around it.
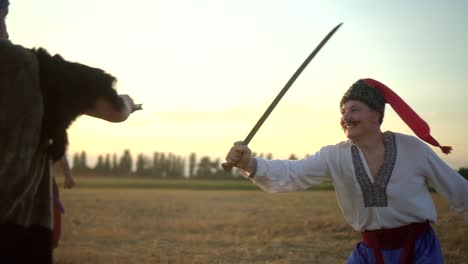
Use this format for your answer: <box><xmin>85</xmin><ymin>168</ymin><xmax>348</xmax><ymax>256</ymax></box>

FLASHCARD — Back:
<box><xmin>225</xmin><ymin>78</ymin><xmax>467</xmax><ymax>264</ymax></box>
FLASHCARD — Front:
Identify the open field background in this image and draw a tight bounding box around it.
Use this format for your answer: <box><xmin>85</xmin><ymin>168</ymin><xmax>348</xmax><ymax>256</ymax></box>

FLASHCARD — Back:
<box><xmin>54</xmin><ymin>177</ymin><xmax>467</xmax><ymax>264</ymax></box>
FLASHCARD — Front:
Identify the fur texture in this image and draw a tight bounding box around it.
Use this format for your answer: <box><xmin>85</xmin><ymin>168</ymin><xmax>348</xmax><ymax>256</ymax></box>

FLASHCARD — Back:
<box><xmin>33</xmin><ymin>48</ymin><xmax>124</xmax><ymax>161</ymax></box>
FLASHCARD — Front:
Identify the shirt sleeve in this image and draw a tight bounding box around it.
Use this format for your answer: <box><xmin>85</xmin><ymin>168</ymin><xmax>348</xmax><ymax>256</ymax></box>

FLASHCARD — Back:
<box><xmin>249</xmin><ymin>146</ymin><xmax>332</xmax><ymax>193</ymax></box>
<box><xmin>422</xmin><ymin>144</ymin><xmax>468</xmax><ymax>220</ymax></box>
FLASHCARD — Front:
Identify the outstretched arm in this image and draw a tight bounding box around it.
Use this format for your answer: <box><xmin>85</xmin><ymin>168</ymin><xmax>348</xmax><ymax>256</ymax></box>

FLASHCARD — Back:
<box><xmin>225</xmin><ymin>141</ymin><xmax>331</xmax><ymax>193</ymax></box>
<box><xmin>422</xmin><ymin>145</ymin><xmax>468</xmax><ymax>220</ymax></box>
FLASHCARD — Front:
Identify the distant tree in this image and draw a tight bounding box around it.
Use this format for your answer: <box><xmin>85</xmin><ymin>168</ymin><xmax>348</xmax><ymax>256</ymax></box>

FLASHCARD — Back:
<box><xmin>71</xmin><ymin>152</ymin><xmax>84</xmax><ymax>175</ymax></box>
<box><xmin>135</xmin><ymin>153</ymin><xmax>144</xmax><ymax>176</ymax></box>
<box><xmin>152</xmin><ymin>152</ymin><xmax>162</xmax><ymax>177</ymax></box>
<box><xmin>459</xmin><ymin>167</ymin><xmax>468</xmax><ymax>180</ymax></box>
<box><xmin>112</xmin><ymin>153</ymin><xmax>118</xmax><ymax>174</ymax></box>
<box><xmin>265</xmin><ymin>153</ymin><xmax>273</xmax><ymax>160</ymax></box>
<box><xmin>80</xmin><ymin>151</ymin><xmax>88</xmax><ymax>170</ymax></box>
<box><xmin>159</xmin><ymin>152</ymin><xmax>167</xmax><ymax>177</ymax></box>
<box><xmin>72</xmin><ymin>152</ymin><xmax>81</xmax><ymax>170</ymax></box>
<box><xmin>179</xmin><ymin>158</ymin><xmax>186</xmax><ymax>178</ymax></box>
<box><xmin>189</xmin><ymin>152</ymin><xmax>197</xmax><ymax>178</ymax></box>
<box><xmin>94</xmin><ymin>155</ymin><xmax>105</xmax><ymax>174</ymax></box>
<box><xmin>167</xmin><ymin>152</ymin><xmax>175</xmax><ymax>178</ymax></box>
<box><xmin>196</xmin><ymin>156</ymin><xmax>218</xmax><ymax>178</ymax></box>
<box><xmin>104</xmin><ymin>154</ymin><xmax>111</xmax><ymax>174</ymax></box>
<box><xmin>170</xmin><ymin>155</ymin><xmax>185</xmax><ymax>178</ymax></box>
<box><xmin>289</xmin><ymin>154</ymin><xmax>298</xmax><ymax>160</ymax></box>
<box><xmin>136</xmin><ymin>153</ymin><xmax>151</xmax><ymax>176</ymax></box>
<box><xmin>71</xmin><ymin>151</ymin><xmax>90</xmax><ymax>175</ymax></box>
<box><xmin>119</xmin><ymin>149</ymin><xmax>133</xmax><ymax>176</ymax></box>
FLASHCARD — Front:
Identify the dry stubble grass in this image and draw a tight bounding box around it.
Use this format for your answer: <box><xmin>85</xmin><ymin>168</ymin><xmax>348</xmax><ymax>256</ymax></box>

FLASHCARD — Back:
<box><xmin>54</xmin><ymin>189</ymin><xmax>467</xmax><ymax>264</ymax></box>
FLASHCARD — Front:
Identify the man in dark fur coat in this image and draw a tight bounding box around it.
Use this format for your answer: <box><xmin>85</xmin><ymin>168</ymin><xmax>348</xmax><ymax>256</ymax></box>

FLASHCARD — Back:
<box><xmin>0</xmin><ymin>2</ymin><xmax>140</xmax><ymax>263</ymax></box>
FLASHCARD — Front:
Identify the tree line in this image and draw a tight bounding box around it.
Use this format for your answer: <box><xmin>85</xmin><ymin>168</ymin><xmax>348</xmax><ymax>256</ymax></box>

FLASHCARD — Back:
<box><xmin>71</xmin><ymin>150</ymin><xmax>275</xmax><ymax>179</ymax></box>
<box><xmin>70</xmin><ymin>149</ymin><xmax>468</xmax><ymax>180</ymax></box>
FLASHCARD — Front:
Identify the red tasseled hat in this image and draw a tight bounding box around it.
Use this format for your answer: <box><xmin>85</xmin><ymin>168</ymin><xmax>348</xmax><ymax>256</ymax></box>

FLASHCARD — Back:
<box><xmin>342</xmin><ymin>79</ymin><xmax>452</xmax><ymax>154</ymax></box>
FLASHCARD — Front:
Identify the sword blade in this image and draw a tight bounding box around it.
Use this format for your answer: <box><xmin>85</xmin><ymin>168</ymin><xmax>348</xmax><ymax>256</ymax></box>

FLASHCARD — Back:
<box><xmin>223</xmin><ymin>22</ymin><xmax>343</xmax><ymax>171</ymax></box>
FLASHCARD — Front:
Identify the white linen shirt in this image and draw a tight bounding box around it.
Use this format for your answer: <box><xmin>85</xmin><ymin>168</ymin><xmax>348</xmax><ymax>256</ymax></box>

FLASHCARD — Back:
<box><xmin>250</xmin><ymin>132</ymin><xmax>468</xmax><ymax>231</ymax></box>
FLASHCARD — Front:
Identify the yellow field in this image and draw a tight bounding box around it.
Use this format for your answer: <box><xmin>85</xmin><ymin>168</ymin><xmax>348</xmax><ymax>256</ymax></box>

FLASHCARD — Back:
<box><xmin>54</xmin><ymin>189</ymin><xmax>467</xmax><ymax>264</ymax></box>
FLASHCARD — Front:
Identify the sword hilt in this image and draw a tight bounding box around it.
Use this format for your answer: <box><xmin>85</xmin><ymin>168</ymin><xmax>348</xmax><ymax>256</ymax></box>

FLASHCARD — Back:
<box><xmin>132</xmin><ymin>104</ymin><xmax>143</xmax><ymax>113</ymax></box>
<box><xmin>222</xmin><ymin>141</ymin><xmax>248</xmax><ymax>171</ymax></box>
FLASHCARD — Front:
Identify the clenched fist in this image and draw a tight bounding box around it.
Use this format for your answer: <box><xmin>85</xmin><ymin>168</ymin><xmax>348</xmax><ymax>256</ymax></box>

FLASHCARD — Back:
<box><xmin>225</xmin><ymin>141</ymin><xmax>256</xmax><ymax>173</ymax></box>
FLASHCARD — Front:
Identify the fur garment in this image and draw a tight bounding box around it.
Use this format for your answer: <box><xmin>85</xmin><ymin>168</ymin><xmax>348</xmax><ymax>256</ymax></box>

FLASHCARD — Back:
<box><xmin>33</xmin><ymin>48</ymin><xmax>124</xmax><ymax>161</ymax></box>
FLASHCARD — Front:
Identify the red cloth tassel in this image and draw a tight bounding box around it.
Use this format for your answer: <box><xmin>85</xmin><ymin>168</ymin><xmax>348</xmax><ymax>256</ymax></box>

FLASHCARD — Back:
<box><xmin>363</xmin><ymin>79</ymin><xmax>452</xmax><ymax>154</ymax></box>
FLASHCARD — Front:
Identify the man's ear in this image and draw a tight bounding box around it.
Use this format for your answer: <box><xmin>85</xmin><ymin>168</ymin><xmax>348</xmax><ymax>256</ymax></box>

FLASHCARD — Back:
<box><xmin>373</xmin><ymin>110</ymin><xmax>382</xmax><ymax>124</ymax></box>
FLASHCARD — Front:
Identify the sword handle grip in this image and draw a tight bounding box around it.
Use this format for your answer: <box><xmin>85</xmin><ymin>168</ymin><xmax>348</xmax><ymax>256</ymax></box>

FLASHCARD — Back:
<box><xmin>221</xmin><ymin>162</ymin><xmax>234</xmax><ymax>171</ymax></box>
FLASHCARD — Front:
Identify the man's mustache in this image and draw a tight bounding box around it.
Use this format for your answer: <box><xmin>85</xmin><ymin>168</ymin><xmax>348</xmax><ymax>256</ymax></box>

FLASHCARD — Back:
<box><xmin>341</xmin><ymin>120</ymin><xmax>358</xmax><ymax>128</ymax></box>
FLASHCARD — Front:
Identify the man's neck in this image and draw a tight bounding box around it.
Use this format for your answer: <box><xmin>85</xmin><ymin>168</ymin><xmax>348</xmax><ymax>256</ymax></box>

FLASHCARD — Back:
<box><xmin>351</xmin><ymin>130</ymin><xmax>385</xmax><ymax>152</ymax></box>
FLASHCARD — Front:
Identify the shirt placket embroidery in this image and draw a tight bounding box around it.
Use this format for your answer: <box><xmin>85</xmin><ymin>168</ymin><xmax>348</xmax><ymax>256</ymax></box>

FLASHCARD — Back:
<box><xmin>351</xmin><ymin>132</ymin><xmax>397</xmax><ymax>207</ymax></box>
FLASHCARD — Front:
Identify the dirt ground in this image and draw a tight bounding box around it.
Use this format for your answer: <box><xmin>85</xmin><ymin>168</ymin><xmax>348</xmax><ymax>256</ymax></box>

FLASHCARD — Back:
<box><xmin>54</xmin><ymin>189</ymin><xmax>467</xmax><ymax>264</ymax></box>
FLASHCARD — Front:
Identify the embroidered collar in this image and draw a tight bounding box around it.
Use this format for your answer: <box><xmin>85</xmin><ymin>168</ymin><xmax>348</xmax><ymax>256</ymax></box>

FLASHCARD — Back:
<box><xmin>351</xmin><ymin>131</ymin><xmax>397</xmax><ymax>207</ymax></box>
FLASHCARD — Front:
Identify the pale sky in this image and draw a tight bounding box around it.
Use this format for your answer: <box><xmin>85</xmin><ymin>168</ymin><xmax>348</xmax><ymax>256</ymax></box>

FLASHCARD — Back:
<box><xmin>8</xmin><ymin>0</ymin><xmax>468</xmax><ymax>169</ymax></box>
